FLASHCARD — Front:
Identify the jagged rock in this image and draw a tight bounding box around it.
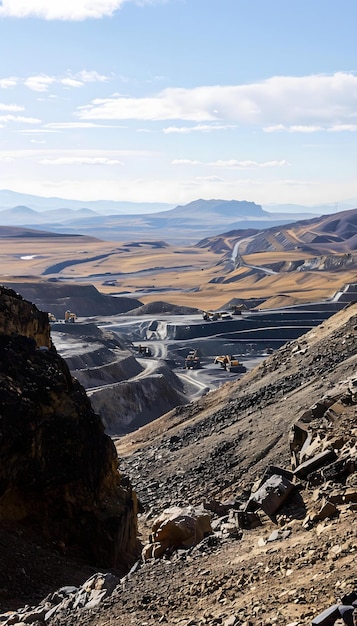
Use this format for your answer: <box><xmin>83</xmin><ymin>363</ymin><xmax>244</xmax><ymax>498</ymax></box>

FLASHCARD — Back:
<box><xmin>0</xmin><ymin>287</ymin><xmax>138</xmax><ymax>568</ymax></box>
<box><xmin>142</xmin><ymin>506</ymin><xmax>212</xmax><ymax>560</ymax></box>
<box><xmin>0</xmin><ymin>285</ymin><xmax>51</xmax><ymax>348</ymax></box>
<box><xmin>246</xmin><ymin>474</ymin><xmax>295</xmax><ymax>516</ymax></box>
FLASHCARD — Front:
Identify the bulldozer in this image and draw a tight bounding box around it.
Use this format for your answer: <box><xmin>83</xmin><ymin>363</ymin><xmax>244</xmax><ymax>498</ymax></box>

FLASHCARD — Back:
<box><xmin>214</xmin><ymin>355</ymin><xmax>246</xmax><ymax>373</ymax></box>
<box><xmin>184</xmin><ymin>349</ymin><xmax>201</xmax><ymax>369</ymax></box>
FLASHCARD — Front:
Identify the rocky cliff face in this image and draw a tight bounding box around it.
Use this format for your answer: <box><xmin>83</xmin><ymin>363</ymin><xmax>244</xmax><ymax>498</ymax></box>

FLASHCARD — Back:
<box><xmin>0</xmin><ymin>286</ymin><xmax>138</xmax><ymax>569</ymax></box>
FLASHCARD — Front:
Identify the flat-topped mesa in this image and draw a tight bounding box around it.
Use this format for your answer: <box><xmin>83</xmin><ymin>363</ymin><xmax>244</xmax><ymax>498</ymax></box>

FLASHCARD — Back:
<box><xmin>0</xmin><ymin>286</ymin><xmax>138</xmax><ymax>569</ymax></box>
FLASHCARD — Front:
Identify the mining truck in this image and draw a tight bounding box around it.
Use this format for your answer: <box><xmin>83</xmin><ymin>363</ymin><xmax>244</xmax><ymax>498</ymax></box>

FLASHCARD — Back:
<box><xmin>138</xmin><ymin>345</ymin><xmax>152</xmax><ymax>357</ymax></box>
<box><xmin>230</xmin><ymin>304</ymin><xmax>248</xmax><ymax>315</ymax></box>
<box><xmin>214</xmin><ymin>355</ymin><xmax>246</xmax><ymax>373</ymax></box>
<box><xmin>64</xmin><ymin>310</ymin><xmax>77</xmax><ymax>323</ymax></box>
<box><xmin>184</xmin><ymin>349</ymin><xmax>201</xmax><ymax>369</ymax></box>
<box><xmin>202</xmin><ymin>310</ymin><xmax>218</xmax><ymax>321</ymax></box>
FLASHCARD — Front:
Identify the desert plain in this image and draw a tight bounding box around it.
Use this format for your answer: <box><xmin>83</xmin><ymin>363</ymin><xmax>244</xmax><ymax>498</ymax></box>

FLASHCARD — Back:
<box><xmin>1</xmin><ymin>229</ymin><xmax>356</xmax><ymax>311</ymax></box>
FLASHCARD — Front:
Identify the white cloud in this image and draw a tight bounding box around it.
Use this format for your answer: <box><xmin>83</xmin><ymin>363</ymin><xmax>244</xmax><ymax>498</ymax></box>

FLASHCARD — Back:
<box><xmin>77</xmin><ymin>70</ymin><xmax>109</xmax><ymax>83</ymax></box>
<box><xmin>44</xmin><ymin>122</ymin><xmax>125</xmax><ymax>129</ymax></box>
<box><xmin>213</xmin><ymin>159</ymin><xmax>290</xmax><ymax>169</ymax></box>
<box><xmin>24</xmin><ymin>74</ymin><xmax>56</xmax><ymax>92</ymax></box>
<box><xmin>0</xmin><ymin>103</ymin><xmax>24</xmax><ymax>111</ymax></box>
<box><xmin>163</xmin><ymin>124</ymin><xmax>237</xmax><ymax>134</ymax></box>
<box><xmin>0</xmin><ymin>114</ymin><xmax>41</xmax><ymax>124</ymax></box>
<box><xmin>0</xmin><ymin>0</ymin><xmax>162</xmax><ymax>21</ymax></box>
<box><xmin>23</xmin><ymin>71</ymin><xmax>110</xmax><ymax>92</ymax></box>
<box><xmin>39</xmin><ymin>157</ymin><xmax>125</xmax><ymax>165</ymax></box>
<box><xmin>0</xmin><ymin>77</ymin><xmax>18</xmax><ymax>89</ymax></box>
<box><xmin>171</xmin><ymin>159</ymin><xmax>290</xmax><ymax>169</ymax></box>
<box><xmin>60</xmin><ymin>78</ymin><xmax>84</xmax><ymax>88</ymax></box>
<box><xmin>264</xmin><ymin>124</ymin><xmax>323</xmax><ymax>133</ymax></box>
<box><xmin>328</xmin><ymin>124</ymin><xmax>357</xmax><ymax>132</ymax></box>
<box><xmin>77</xmin><ymin>72</ymin><xmax>357</xmax><ymax>127</ymax></box>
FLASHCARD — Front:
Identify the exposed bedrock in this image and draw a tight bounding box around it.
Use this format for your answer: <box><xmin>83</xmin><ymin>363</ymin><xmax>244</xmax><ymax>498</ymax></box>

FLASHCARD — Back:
<box><xmin>89</xmin><ymin>366</ymin><xmax>187</xmax><ymax>435</ymax></box>
<box><xmin>0</xmin><ymin>286</ymin><xmax>138</xmax><ymax>570</ymax></box>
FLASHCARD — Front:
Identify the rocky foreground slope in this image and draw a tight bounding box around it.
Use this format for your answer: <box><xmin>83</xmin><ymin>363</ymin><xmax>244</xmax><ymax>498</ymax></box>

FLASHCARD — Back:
<box><xmin>0</xmin><ymin>287</ymin><xmax>139</xmax><ymax>604</ymax></box>
<box><xmin>0</xmin><ymin>292</ymin><xmax>356</xmax><ymax>626</ymax></box>
<box><xmin>52</xmin><ymin>302</ymin><xmax>356</xmax><ymax>626</ymax></box>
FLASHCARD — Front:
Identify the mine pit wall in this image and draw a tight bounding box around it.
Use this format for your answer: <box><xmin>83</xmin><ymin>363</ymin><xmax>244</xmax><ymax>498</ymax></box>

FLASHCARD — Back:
<box><xmin>89</xmin><ymin>373</ymin><xmax>187</xmax><ymax>435</ymax></box>
<box><xmin>150</xmin><ymin>305</ymin><xmax>349</xmax><ymax>342</ymax></box>
<box><xmin>68</xmin><ymin>355</ymin><xmax>143</xmax><ymax>389</ymax></box>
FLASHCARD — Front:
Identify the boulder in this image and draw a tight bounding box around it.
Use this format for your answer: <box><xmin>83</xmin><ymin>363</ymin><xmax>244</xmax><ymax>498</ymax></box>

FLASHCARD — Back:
<box><xmin>142</xmin><ymin>506</ymin><xmax>212</xmax><ymax>560</ymax></box>
<box><xmin>246</xmin><ymin>474</ymin><xmax>295</xmax><ymax>517</ymax></box>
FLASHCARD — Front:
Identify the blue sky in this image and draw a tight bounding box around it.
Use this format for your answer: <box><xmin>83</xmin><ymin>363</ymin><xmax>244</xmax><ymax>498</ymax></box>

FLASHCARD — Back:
<box><xmin>0</xmin><ymin>0</ymin><xmax>356</xmax><ymax>208</ymax></box>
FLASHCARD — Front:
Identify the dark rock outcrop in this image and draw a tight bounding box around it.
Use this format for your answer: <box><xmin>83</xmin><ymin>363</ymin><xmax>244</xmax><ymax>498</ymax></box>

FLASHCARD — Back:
<box><xmin>0</xmin><ymin>286</ymin><xmax>138</xmax><ymax>569</ymax></box>
<box><xmin>1</xmin><ymin>281</ymin><xmax>143</xmax><ymax>318</ymax></box>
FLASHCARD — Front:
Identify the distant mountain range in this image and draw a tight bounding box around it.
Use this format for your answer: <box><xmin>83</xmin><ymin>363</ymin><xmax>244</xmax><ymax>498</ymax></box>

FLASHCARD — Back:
<box><xmin>0</xmin><ymin>189</ymin><xmax>173</xmax><ymax>214</ymax></box>
<box><xmin>199</xmin><ymin>207</ymin><xmax>357</xmax><ymax>253</ymax></box>
<box><xmin>0</xmin><ymin>190</ymin><xmax>356</xmax><ymax>244</ymax></box>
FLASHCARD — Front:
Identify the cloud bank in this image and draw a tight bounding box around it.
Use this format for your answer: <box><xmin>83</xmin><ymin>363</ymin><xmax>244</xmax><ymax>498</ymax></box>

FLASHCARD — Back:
<box><xmin>77</xmin><ymin>72</ymin><xmax>357</xmax><ymax>130</ymax></box>
<box><xmin>0</xmin><ymin>0</ymin><xmax>161</xmax><ymax>21</ymax></box>
<box><xmin>0</xmin><ymin>0</ymin><xmax>125</xmax><ymax>21</ymax></box>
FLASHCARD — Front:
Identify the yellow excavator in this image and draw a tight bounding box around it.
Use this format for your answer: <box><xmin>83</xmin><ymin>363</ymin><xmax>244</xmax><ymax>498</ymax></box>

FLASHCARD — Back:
<box><xmin>214</xmin><ymin>355</ymin><xmax>246</xmax><ymax>373</ymax></box>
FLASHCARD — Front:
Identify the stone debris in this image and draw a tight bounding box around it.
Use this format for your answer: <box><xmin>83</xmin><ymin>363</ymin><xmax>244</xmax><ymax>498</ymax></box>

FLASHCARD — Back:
<box><xmin>0</xmin><ymin>573</ymin><xmax>119</xmax><ymax>625</ymax></box>
<box><xmin>233</xmin><ymin>378</ymin><xmax>357</xmax><ymax>533</ymax></box>
<box><xmin>311</xmin><ymin>590</ymin><xmax>357</xmax><ymax>625</ymax></box>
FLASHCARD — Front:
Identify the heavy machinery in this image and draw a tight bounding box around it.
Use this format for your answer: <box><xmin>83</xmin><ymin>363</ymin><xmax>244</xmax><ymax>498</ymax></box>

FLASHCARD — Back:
<box><xmin>64</xmin><ymin>310</ymin><xmax>77</xmax><ymax>323</ymax></box>
<box><xmin>138</xmin><ymin>345</ymin><xmax>152</xmax><ymax>357</ymax></box>
<box><xmin>230</xmin><ymin>304</ymin><xmax>248</xmax><ymax>315</ymax></box>
<box><xmin>202</xmin><ymin>310</ymin><xmax>231</xmax><ymax>321</ymax></box>
<box><xmin>202</xmin><ymin>310</ymin><xmax>218</xmax><ymax>321</ymax></box>
<box><xmin>184</xmin><ymin>349</ymin><xmax>201</xmax><ymax>369</ymax></box>
<box><xmin>214</xmin><ymin>355</ymin><xmax>246</xmax><ymax>373</ymax></box>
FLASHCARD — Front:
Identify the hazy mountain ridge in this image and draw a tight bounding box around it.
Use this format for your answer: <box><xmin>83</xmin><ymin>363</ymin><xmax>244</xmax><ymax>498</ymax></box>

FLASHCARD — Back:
<box><xmin>0</xmin><ymin>189</ymin><xmax>172</xmax><ymax>214</ymax></box>
<box><xmin>197</xmin><ymin>207</ymin><xmax>357</xmax><ymax>257</ymax></box>
<box><xmin>0</xmin><ymin>197</ymin><xmax>315</xmax><ymax>243</ymax></box>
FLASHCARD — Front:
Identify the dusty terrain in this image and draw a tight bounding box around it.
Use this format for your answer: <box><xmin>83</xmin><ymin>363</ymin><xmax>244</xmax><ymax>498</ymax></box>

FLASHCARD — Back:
<box><xmin>0</xmin><ymin>209</ymin><xmax>356</xmax><ymax>626</ymax></box>
<box><xmin>58</xmin><ymin>302</ymin><xmax>357</xmax><ymax>626</ymax></box>
<box><xmin>1</xmin><ymin>208</ymin><xmax>357</xmax><ymax>311</ymax></box>
<box><xmin>0</xmin><ymin>302</ymin><xmax>355</xmax><ymax>626</ymax></box>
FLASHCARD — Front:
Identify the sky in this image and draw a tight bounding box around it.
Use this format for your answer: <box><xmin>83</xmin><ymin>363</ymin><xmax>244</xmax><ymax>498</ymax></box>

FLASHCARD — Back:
<box><xmin>0</xmin><ymin>0</ymin><xmax>357</xmax><ymax>209</ymax></box>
